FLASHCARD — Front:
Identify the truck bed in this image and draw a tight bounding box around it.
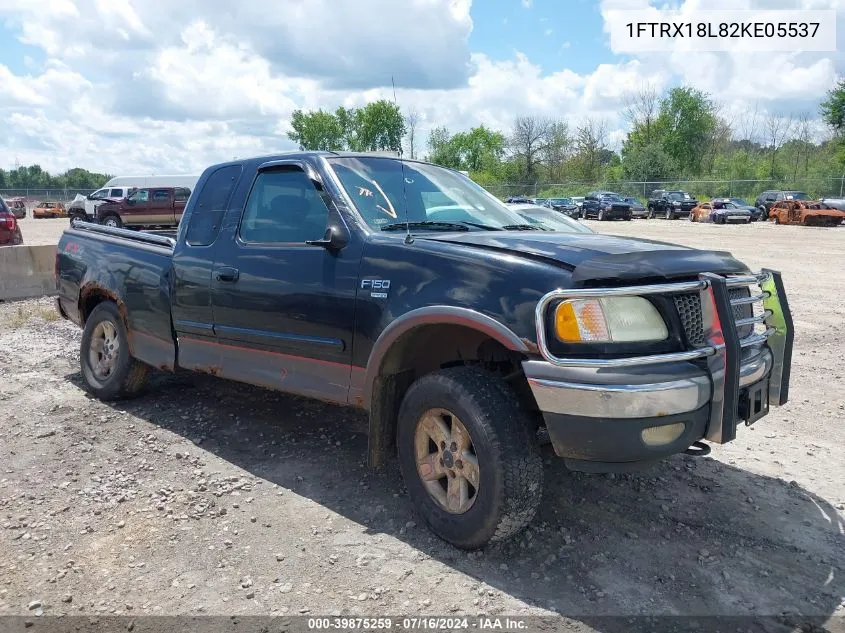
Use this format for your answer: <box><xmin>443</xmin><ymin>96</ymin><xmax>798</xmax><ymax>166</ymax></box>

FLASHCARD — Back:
<box><xmin>56</xmin><ymin>222</ymin><xmax>178</xmax><ymax>371</ymax></box>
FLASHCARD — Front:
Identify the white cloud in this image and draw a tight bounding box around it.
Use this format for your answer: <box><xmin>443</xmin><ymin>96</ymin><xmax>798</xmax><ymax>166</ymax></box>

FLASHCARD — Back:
<box><xmin>0</xmin><ymin>0</ymin><xmax>839</xmax><ymax>174</ymax></box>
<box><xmin>544</xmin><ymin>28</ymin><xmax>554</xmax><ymax>36</ymax></box>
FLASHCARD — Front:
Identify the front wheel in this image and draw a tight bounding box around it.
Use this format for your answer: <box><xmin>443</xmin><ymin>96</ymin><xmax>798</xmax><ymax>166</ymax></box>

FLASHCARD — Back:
<box><xmin>665</xmin><ymin>208</ymin><xmax>674</xmax><ymax>220</ymax></box>
<box><xmin>597</xmin><ymin>209</ymin><xmax>605</xmax><ymax>221</ymax></box>
<box><xmin>101</xmin><ymin>214</ymin><xmax>123</xmax><ymax>229</ymax></box>
<box><xmin>647</xmin><ymin>207</ymin><xmax>655</xmax><ymax>219</ymax></box>
<box><xmin>396</xmin><ymin>367</ymin><xmax>543</xmax><ymax>549</ymax></box>
<box><xmin>80</xmin><ymin>302</ymin><xmax>149</xmax><ymax>400</ymax></box>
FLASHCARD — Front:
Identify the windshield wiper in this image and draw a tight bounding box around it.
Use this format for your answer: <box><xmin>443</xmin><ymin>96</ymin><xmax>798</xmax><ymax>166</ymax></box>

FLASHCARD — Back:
<box><xmin>501</xmin><ymin>224</ymin><xmax>542</xmax><ymax>231</ymax></box>
<box><xmin>381</xmin><ymin>221</ymin><xmax>469</xmax><ymax>232</ymax></box>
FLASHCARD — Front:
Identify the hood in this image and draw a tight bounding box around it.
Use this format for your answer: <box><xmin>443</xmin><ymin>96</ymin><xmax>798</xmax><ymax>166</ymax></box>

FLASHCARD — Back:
<box><xmin>422</xmin><ymin>231</ymin><xmax>748</xmax><ymax>284</ymax></box>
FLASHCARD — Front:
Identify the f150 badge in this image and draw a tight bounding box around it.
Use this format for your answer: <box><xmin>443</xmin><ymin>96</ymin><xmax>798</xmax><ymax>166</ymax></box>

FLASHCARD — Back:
<box><xmin>361</xmin><ymin>279</ymin><xmax>390</xmax><ymax>299</ymax></box>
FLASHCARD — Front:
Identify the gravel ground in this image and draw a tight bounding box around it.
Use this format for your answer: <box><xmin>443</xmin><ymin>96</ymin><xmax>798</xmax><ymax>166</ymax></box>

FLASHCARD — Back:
<box><xmin>17</xmin><ymin>217</ymin><xmax>75</xmax><ymax>246</ymax></box>
<box><xmin>0</xmin><ymin>219</ymin><xmax>843</xmax><ymax>629</ymax></box>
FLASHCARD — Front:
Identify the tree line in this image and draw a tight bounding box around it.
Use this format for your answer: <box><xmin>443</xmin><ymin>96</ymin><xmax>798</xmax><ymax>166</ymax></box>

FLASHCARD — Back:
<box><xmin>288</xmin><ymin>83</ymin><xmax>845</xmax><ymax>199</ymax></box>
<box><xmin>0</xmin><ymin>165</ymin><xmax>111</xmax><ymax>191</ymax></box>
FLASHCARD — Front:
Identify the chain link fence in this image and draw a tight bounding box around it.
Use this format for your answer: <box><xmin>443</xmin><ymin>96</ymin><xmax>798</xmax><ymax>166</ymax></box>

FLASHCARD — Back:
<box><xmin>0</xmin><ymin>189</ymin><xmax>93</xmax><ymax>203</ymax></box>
<box><xmin>482</xmin><ymin>177</ymin><xmax>845</xmax><ymax>202</ymax></box>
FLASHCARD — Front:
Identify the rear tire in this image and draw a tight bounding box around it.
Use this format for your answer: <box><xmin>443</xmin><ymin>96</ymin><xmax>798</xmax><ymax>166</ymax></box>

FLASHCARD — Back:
<box><xmin>396</xmin><ymin>366</ymin><xmax>543</xmax><ymax>549</ymax></box>
<box><xmin>80</xmin><ymin>302</ymin><xmax>148</xmax><ymax>401</ymax></box>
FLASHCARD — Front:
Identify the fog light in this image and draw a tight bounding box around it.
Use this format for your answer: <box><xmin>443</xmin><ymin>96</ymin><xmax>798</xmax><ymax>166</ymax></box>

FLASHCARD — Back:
<box><xmin>641</xmin><ymin>423</ymin><xmax>686</xmax><ymax>447</ymax></box>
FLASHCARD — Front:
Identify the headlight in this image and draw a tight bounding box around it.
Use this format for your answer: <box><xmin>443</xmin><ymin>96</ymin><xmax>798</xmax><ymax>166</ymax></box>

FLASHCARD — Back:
<box><xmin>554</xmin><ymin>297</ymin><xmax>668</xmax><ymax>343</ymax></box>
<box><xmin>672</xmin><ymin>201</ymin><xmax>681</xmax><ymax>206</ymax></box>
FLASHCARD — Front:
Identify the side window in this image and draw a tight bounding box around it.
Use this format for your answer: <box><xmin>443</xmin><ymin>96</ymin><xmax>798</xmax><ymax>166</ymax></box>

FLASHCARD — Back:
<box><xmin>185</xmin><ymin>165</ymin><xmax>242</xmax><ymax>247</ymax></box>
<box><xmin>152</xmin><ymin>189</ymin><xmax>169</xmax><ymax>201</ymax></box>
<box><xmin>238</xmin><ymin>169</ymin><xmax>330</xmax><ymax>244</ymax></box>
<box><xmin>128</xmin><ymin>189</ymin><xmax>149</xmax><ymax>202</ymax></box>
<box><xmin>110</xmin><ymin>188</ymin><xmax>124</xmax><ymax>197</ymax></box>
<box><xmin>90</xmin><ymin>189</ymin><xmax>109</xmax><ymax>200</ymax></box>
<box><xmin>174</xmin><ymin>187</ymin><xmax>191</xmax><ymax>202</ymax></box>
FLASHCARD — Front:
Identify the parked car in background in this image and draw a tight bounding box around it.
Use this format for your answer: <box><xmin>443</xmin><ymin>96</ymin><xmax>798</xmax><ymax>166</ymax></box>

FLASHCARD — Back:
<box><xmin>754</xmin><ymin>190</ymin><xmax>811</xmax><ymax>220</ymax></box>
<box><xmin>505</xmin><ymin>195</ymin><xmax>533</xmax><ymax>204</ymax></box>
<box><xmin>689</xmin><ymin>203</ymin><xmax>714</xmax><ymax>223</ymax></box>
<box><xmin>647</xmin><ymin>190</ymin><xmax>698</xmax><ymax>220</ymax></box>
<box><xmin>621</xmin><ymin>196</ymin><xmax>647</xmax><ymax>218</ymax></box>
<box><xmin>94</xmin><ymin>186</ymin><xmax>192</xmax><ymax>228</ymax></box>
<box><xmin>0</xmin><ymin>199</ymin><xmax>23</xmax><ymax>245</ymax></box>
<box><xmin>708</xmin><ymin>199</ymin><xmax>753</xmax><ymax>224</ymax></box>
<box><xmin>506</xmin><ymin>203</ymin><xmax>594</xmax><ymax>233</ymax></box>
<box><xmin>33</xmin><ymin>201</ymin><xmax>68</xmax><ymax>219</ymax></box>
<box><xmin>726</xmin><ymin>197</ymin><xmax>762</xmax><ymax>220</ymax></box>
<box><xmin>769</xmin><ymin>199</ymin><xmax>845</xmax><ymax>226</ymax></box>
<box><xmin>570</xmin><ymin>196</ymin><xmax>585</xmax><ymax>211</ymax></box>
<box><xmin>581</xmin><ymin>192</ymin><xmax>633</xmax><ymax>221</ymax></box>
<box><xmin>542</xmin><ymin>197</ymin><xmax>580</xmax><ymax>218</ymax></box>
<box><xmin>819</xmin><ymin>197</ymin><xmax>845</xmax><ymax>211</ymax></box>
<box><xmin>4</xmin><ymin>197</ymin><xmax>26</xmax><ymax>219</ymax></box>
<box><xmin>69</xmin><ymin>186</ymin><xmax>137</xmax><ymax>226</ymax></box>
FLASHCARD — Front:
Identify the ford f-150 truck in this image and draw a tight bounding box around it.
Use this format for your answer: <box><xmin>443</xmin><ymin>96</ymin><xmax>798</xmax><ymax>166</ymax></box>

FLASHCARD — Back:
<box><xmin>56</xmin><ymin>152</ymin><xmax>794</xmax><ymax>549</ymax></box>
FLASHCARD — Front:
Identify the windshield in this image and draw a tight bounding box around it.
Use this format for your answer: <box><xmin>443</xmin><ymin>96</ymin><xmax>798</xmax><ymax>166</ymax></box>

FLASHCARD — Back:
<box><xmin>623</xmin><ymin>197</ymin><xmax>640</xmax><ymax>204</ymax></box>
<box><xmin>516</xmin><ymin>209</ymin><xmax>593</xmax><ymax>233</ymax></box>
<box><xmin>601</xmin><ymin>194</ymin><xmax>624</xmax><ymax>203</ymax></box>
<box><xmin>785</xmin><ymin>191</ymin><xmax>810</xmax><ymax>200</ymax></box>
<box><xmin>667</xmin><ymin>191</ymin><xmax>690</xmax><ymax>200</ymax></box>
<box><xmin>729</xmin><ymin>198</ymin><xmax>748</xmax><ymax>206</ymax></box>
<box><xmin>328</xmin><ymin>157</ymin><xmax>530</xmax><ymax>230</ymax></box>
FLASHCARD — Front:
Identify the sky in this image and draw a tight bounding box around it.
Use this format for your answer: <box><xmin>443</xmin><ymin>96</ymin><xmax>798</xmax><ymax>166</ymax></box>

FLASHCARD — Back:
<box><xmin>0</xmin><ymin>0</ymin><xmax>842</xmax><ymax>175</ymax></box>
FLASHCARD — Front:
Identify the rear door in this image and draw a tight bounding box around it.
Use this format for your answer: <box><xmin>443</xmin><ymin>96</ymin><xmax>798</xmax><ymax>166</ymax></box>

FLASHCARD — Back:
<box><xmin>150</xmin><ymin>189</ymin><xmax>175</xmax><ymax>225</ymax></box>
<box><xmin>173</xmin><ymin>187</ymin><xmax>191</xmax><ymax>224</ymax></box>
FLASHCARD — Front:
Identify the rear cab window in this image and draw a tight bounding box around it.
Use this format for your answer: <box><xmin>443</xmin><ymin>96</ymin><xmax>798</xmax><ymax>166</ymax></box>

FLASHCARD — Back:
<box><xmin>184</xmin><ymin>165</ymin><xmax>243</xmax><ymax>247</ymax></box>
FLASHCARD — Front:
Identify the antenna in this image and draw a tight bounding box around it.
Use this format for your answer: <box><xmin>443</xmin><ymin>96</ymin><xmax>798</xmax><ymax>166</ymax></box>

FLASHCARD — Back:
<box><xmin>391</xmin><ymin>76</ymin><xmax>413</xmax><ymax>244</ymax></box>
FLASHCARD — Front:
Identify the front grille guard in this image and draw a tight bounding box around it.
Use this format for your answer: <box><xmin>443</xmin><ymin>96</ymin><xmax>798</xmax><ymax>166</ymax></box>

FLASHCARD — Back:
<box><xmin>534</xmin><ymin>269</ymin><xmax>794</xmax><ymax>444</ymax></box>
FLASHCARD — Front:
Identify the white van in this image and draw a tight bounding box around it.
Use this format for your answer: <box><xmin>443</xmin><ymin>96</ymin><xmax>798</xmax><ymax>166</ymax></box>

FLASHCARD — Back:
<box><xmin>68</xmin><ymin>174</ymin><xmax>201</xmax><ymax>223</ymax></box>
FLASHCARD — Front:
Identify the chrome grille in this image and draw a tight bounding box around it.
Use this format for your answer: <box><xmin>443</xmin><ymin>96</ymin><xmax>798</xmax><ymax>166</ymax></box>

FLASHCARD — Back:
<box><xmin>674</xmin><ymin>284</ymin><xmax>761</xmax><ymax>349</ymax></box>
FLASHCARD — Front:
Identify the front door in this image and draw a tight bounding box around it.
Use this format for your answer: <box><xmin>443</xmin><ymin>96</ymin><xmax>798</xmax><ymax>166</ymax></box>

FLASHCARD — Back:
<box><xmin>208</xmin><ymin>164</ymin><xmax>361</xmax><ymax>404</ymax></box>
<box><xmin>124</xmin><ymin>188</ymin><xmax>150</xmax><ymax>224</ymax></box>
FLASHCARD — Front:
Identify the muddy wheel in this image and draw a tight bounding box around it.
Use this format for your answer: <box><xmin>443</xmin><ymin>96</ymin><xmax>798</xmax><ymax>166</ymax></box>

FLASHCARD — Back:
<box><xmin>396</xmin><ymin>366</ymin><xmax>543</xmax><ymax>549</ymax></box>
<box><xmin>80</xmin><ymin>302</ymin><xmax>148</xmax><ymax>400</ymax></box>
<box><xmin>101</xmin><ymin>214</ymin><xmax>123</xmax><ymax>229</ymax></box>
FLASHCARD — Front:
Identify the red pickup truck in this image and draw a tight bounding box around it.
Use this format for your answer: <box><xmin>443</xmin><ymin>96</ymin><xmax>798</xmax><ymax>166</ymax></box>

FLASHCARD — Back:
<box><xmin>94</xmin><ymin>187</ymin><xmax>191</xmax><ymax>228</ymax></box>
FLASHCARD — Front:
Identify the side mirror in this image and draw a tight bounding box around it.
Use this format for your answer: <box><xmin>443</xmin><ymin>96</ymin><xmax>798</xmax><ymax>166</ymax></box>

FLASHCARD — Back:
<box><xmin>306</xmin><ymin>225</ymin><xmax>348</xmax><ymax>251</ymax></box>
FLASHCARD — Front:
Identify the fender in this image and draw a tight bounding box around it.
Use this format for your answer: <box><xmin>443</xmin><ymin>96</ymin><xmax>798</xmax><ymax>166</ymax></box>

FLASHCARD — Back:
<box><xmin>357</xmin><ymin>305</ymin><xmax>532</xmax><ymax>409</ymax></box>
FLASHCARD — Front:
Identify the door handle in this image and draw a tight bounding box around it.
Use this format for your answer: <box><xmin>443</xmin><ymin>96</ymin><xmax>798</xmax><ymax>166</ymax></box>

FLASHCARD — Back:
<box><xmin>215</xmin><ymin>267</ymin><xmax>239</xmax><ymax>282</ymax></box>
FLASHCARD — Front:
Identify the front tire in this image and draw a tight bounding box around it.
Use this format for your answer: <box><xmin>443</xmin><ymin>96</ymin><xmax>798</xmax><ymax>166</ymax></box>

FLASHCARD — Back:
<box><xmin>597</xmin><ymin>209</ymin><xmax>605</xmax><ymax>221</ymax></box>
<box><xmin>665</xmin><ymin>208</ymin><xmax>674</xmax><ymax>220</ymax></box>
<box><xmin>101</xmin><ymin>214</ymin><xmax>123</xmax><ymax>229</ymax></box>
<box><xmin>80</xmin><ymin>302</ymin><xmax>148</xmax><ymax>400</ymax></box>
<box><xmin>396</xmin><ymin>366</ymin><xmax>543</xmax><ymax>549</ymax></box>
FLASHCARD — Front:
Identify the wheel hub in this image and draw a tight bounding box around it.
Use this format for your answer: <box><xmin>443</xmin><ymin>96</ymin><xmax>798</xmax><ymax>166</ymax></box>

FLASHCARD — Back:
<box><xmin>414</xmin><ymin>408</ymin><xmax>480</xmax><ymax>514</ymax></box>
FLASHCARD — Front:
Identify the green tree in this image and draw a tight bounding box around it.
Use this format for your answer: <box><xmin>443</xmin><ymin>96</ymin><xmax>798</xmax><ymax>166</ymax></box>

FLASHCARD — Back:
<box><xmin>655</xmin><ymin>86</ymin><xmax>717</xmax><ymax>176</ymax></box>
<box><xmin>821</xmin><ymin>78</ymin><xmax>845</xmax><ymax>133</ymax></box>
<box><xmin>452</xmin><ymin>125</ymin><xmax>506</xmax><ymax>172</ymax></box>
<box><xmin>350</xmin><ymin>100</ymin><xmax>405</xmax><ymax>152</ymax></box>
<box><xmin>621</xmin><ymin>141</ymin><xmax>676</xmax><ymax>181</ymax></box>
<box><xmin>427</xmin><ymin>126</ymin><xmax>461</xmax><ymax>169</ymax></box>
<box><xmin>287</xmin><ymin>109</ymin><xmax>345</xmax><ymax>151</ymax></box>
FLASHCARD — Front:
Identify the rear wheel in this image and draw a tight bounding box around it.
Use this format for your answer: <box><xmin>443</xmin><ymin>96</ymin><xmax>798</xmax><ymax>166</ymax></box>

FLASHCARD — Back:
<box><xmin>80</xmin><ymin>302</ymin><xmax>148</xmax><ymax>400</ymax></box>
<box><xmin>396</xmin><ymin>366</ymin><xmax>543</xmax><ymax>549</ymax></box>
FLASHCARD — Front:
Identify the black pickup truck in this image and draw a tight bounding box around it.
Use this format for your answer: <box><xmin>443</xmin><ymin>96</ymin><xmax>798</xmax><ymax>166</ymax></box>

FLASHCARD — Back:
<box><xmin>56</xmin><ymin>152</ymin><xmax>794</xmax><ymax>549</ymax></box>
<box><xmin>647</xmin><ymin>189</ymin><xmax>699</xmax><ymax>219</ymax></box>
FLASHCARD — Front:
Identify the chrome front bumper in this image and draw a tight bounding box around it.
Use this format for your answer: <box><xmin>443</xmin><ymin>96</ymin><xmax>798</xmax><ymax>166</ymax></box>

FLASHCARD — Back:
<box><xmin>528</xmin><ymin>270</ymin><xmax>793</xmax><ymax>447</ymax></box>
